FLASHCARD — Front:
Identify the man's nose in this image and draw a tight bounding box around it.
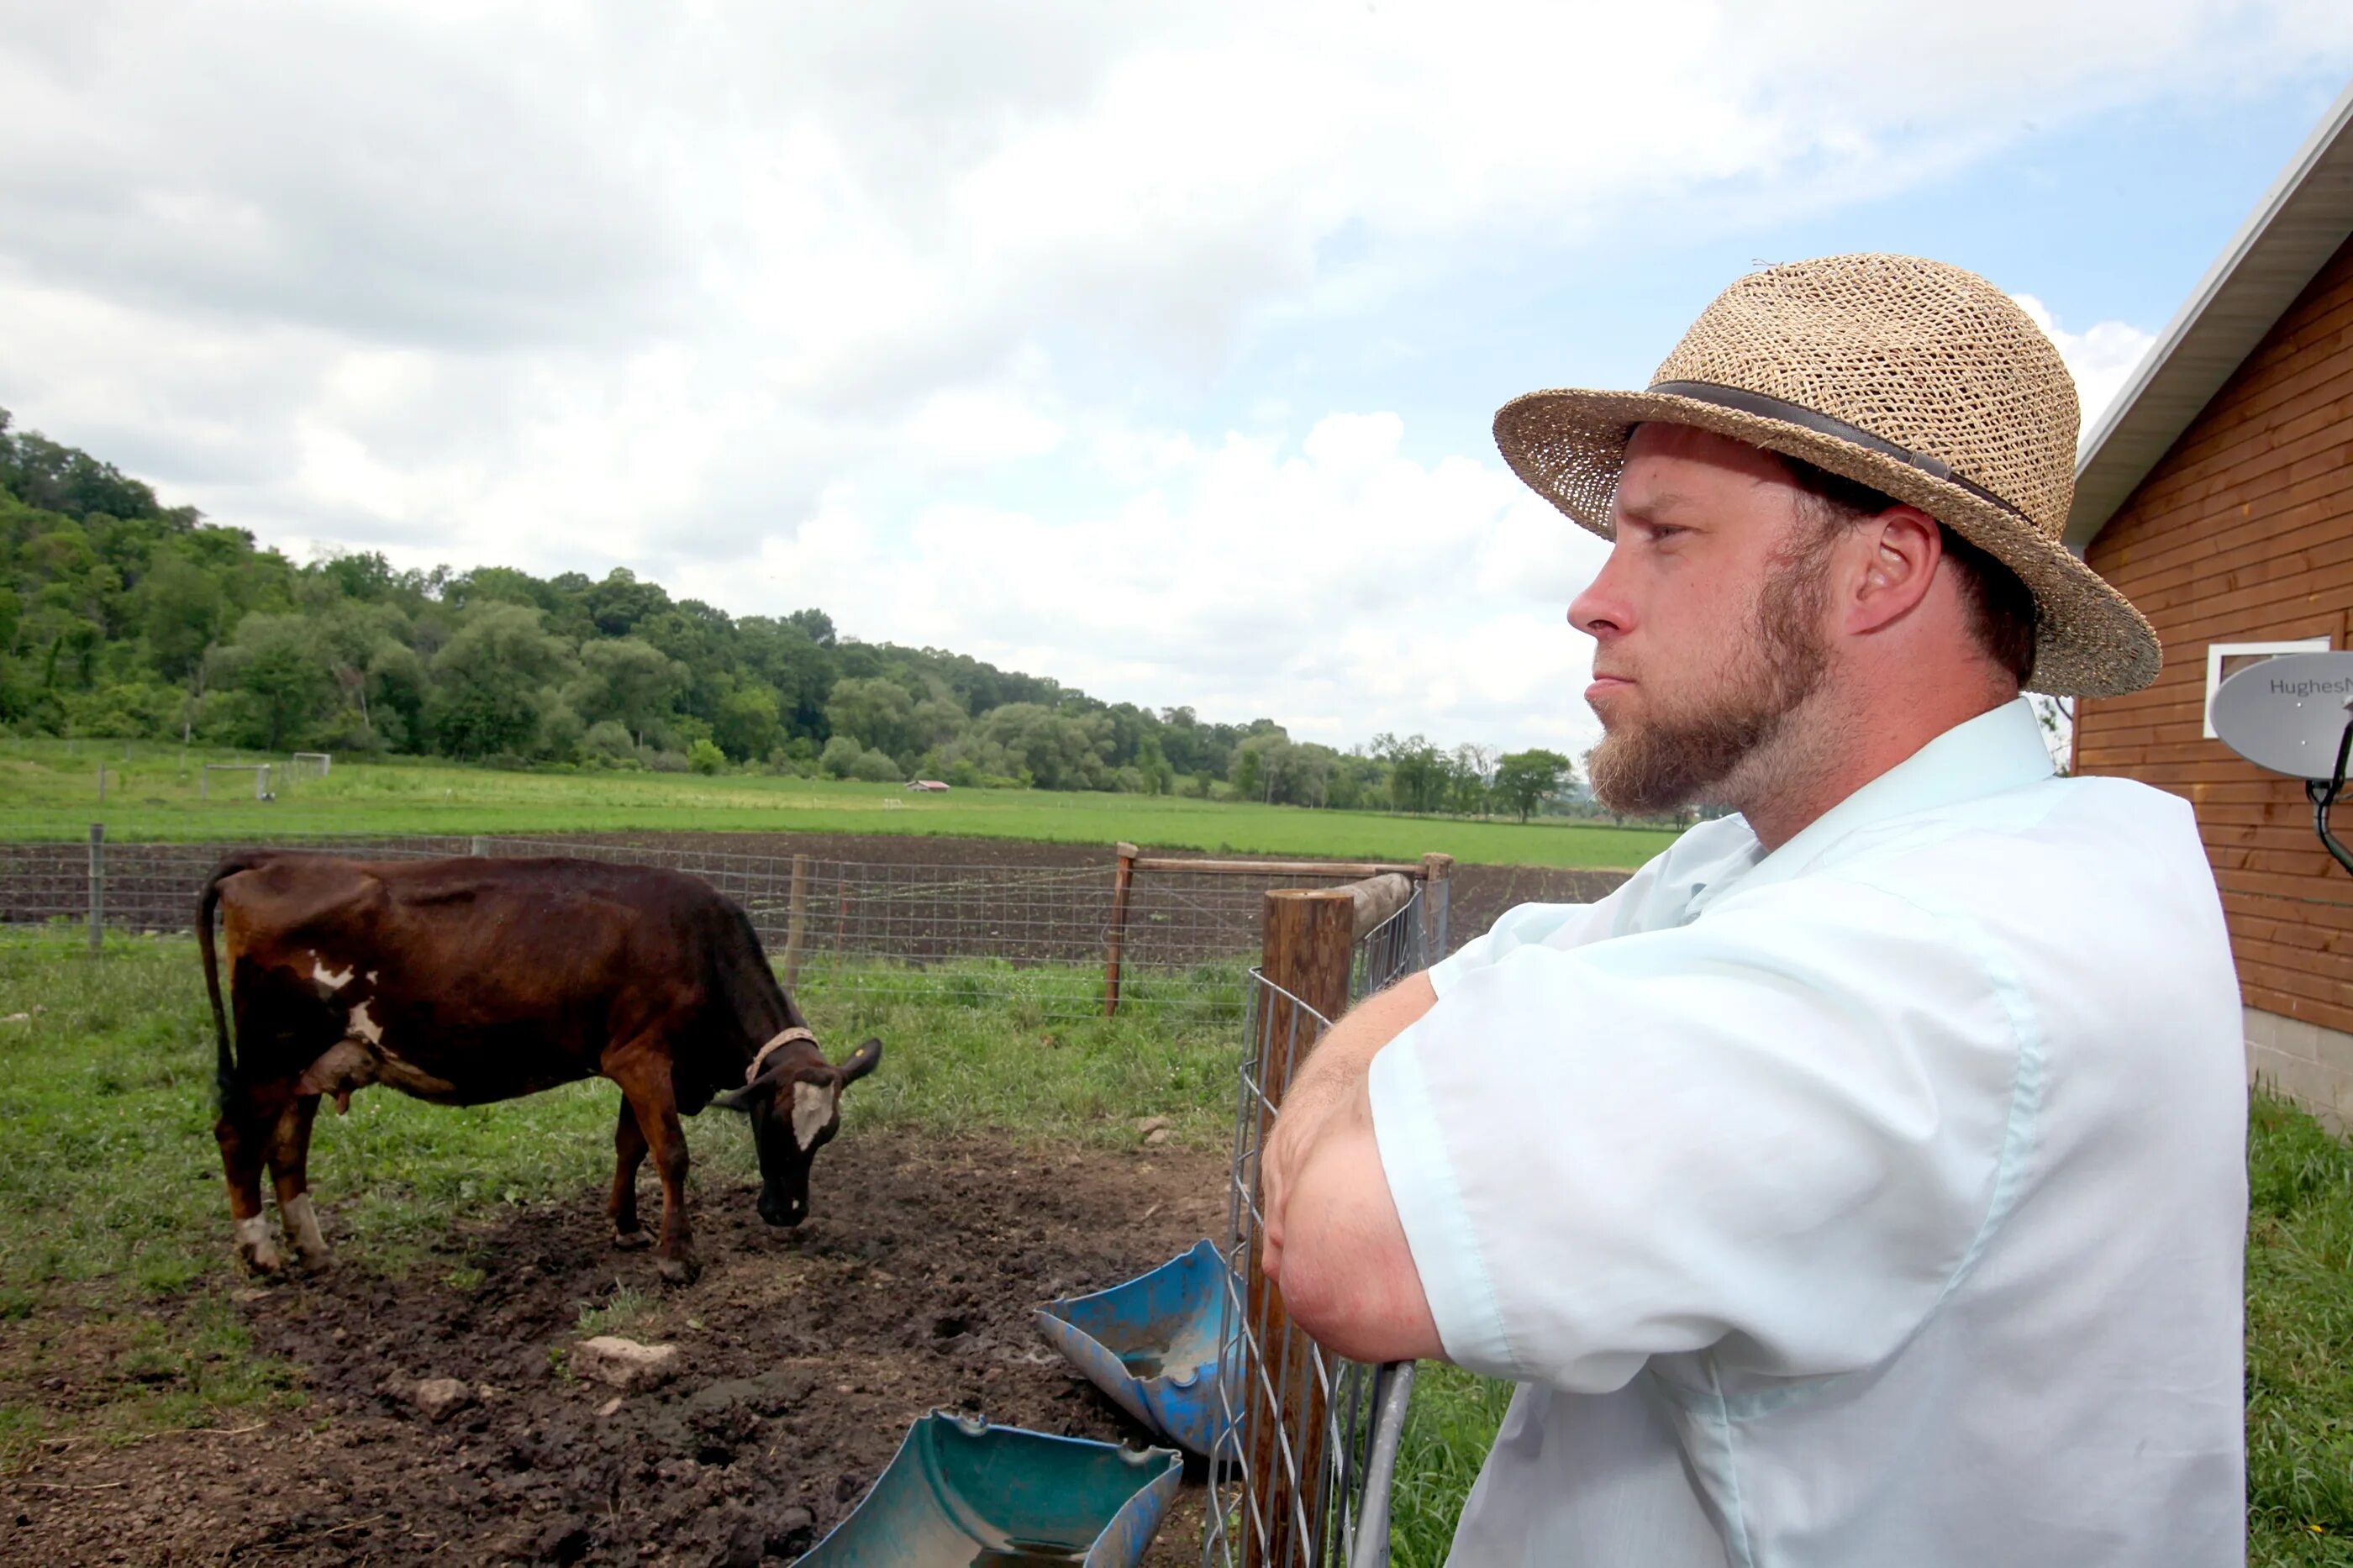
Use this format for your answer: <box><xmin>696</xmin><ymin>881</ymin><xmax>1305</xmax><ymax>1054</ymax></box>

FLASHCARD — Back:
<box><xmin>1569</xmin><ymin>553</ymin><xmax>1633</xmax><ymax>641</ymax></box>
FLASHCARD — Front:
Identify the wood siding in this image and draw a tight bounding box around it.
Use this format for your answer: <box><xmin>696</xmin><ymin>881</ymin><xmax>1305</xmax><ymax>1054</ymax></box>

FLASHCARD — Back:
<box><xmin>2078</xmin><ymin>232</ymin><xmax>2353</xmax><ymax>1032</ymax></box>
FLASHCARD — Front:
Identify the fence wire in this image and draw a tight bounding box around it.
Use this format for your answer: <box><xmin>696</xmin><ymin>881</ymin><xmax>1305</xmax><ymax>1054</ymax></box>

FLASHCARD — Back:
<box><xmin>1204</xmin><ymin>895</ymin><xmax>1428</xmax><ymax>1568</ymax></box>
<box><xmin>0</xmin><ymin>830</ymin><xmax>1433</xmax><ymax>1023</ymax></box>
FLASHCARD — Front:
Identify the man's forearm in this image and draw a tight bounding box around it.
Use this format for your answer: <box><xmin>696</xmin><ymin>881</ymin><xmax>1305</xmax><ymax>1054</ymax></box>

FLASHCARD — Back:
<box><xmin>1277</xmin><ymin>971</ymin><xmax>1438</xmax><ymax>1135</ymax></box>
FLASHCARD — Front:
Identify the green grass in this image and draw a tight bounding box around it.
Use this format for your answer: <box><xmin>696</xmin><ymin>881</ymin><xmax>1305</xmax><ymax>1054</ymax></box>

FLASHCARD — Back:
<box><xmin>1389</xmin><ymin>1364</ymin><xmax>1519</xmax><ymax>1566</ymax></box>
<box><xmin>2248</xmin><ymin>1092</ymin><xmax>2353</xmax><ymax>1565</ymax></box>
<box><xmin>0</xmin><ymin>737</ymin><xmax>1671</xmax><ymax>868</ymax></box>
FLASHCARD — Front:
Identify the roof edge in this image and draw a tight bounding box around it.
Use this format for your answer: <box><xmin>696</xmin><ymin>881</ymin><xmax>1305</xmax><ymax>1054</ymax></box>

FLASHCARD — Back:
<box><xmin>2066</xmin><ymin>78</ymin><xmax>2353</xmax><ymax>555</ymax></box>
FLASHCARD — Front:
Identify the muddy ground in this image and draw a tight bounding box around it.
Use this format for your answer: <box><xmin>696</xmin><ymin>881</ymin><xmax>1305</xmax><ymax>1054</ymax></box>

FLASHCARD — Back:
<box><xmin>1</xmin><ymin>1131</ymin><xmax>1229</xmax><ymax>1566</ymax></box>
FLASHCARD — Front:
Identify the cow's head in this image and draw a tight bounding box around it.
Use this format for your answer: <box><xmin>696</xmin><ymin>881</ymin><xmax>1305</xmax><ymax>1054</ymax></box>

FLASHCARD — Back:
<box><xmin>712</xmin><ymin>1036</ymin><xmax>882</xmax><ymax>1226</ymax></box>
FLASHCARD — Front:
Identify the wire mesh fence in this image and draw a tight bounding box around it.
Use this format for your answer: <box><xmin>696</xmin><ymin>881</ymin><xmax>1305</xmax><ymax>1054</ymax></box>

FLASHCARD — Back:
<box><xmin>1204</xmin><ymin>893</ymin><xmax>1429</xmax><ymax>1568</ymax></box>
<box><xmin>0</xmin><ymin>829</ymin><xmax>1443</xmax><ymax>1023</ymax></box>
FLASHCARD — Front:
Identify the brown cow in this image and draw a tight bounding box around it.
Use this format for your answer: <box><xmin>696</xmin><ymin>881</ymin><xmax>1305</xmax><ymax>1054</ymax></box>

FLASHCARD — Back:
<box><xmin>197</xmin><ymin>850</ymin><xmax>880</xmax><ymax>1283</ymax></box>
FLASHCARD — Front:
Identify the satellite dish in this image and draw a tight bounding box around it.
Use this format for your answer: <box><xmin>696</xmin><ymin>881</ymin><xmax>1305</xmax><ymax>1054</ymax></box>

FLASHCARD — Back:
<box><xmin>2211</xmin><ymin>650</ymin><xmax>2353</xmax><ymax>780</ymax></box>
<box><xmin>2211</xmin><ymin>650</ymin><xmax>2353</xmax><ymax>878</ymax></box>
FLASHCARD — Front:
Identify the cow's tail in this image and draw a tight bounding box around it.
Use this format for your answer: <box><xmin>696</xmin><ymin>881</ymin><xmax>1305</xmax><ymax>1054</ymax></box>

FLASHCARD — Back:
<box><xmin>198</xmin><ymin>850</ymin><xmax>273</xmax><ymax>1108</ymax></box>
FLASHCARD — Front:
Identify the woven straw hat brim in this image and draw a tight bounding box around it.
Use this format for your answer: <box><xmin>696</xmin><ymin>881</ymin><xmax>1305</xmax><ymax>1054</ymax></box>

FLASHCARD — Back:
<box><xmin>1494</xmin><ymin>387</ymin><xmax>2161</xmax><ymax>699</ymax></box>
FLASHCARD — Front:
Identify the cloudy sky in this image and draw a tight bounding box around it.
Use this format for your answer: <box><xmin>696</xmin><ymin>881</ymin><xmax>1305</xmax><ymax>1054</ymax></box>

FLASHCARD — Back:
<box><xmin>3</xmin><ymin>3</ymin><xmax>2350</xmax><ymax>755</ymax></box>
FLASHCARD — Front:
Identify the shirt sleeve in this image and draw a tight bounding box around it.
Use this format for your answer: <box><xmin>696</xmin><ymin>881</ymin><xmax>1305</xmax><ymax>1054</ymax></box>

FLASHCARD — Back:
<box><xmin>1368</xmin><ymin>878</ymin><xmax>2024</xmax><ymax>1392</ymax></box>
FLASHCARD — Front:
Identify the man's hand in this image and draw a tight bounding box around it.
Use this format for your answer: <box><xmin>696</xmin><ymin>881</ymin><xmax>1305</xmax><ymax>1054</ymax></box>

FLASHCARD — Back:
<box><xmin>1261</xmin><ymin>972</ymin><xmax>1445</xmax><ymax>1365</ymax></box>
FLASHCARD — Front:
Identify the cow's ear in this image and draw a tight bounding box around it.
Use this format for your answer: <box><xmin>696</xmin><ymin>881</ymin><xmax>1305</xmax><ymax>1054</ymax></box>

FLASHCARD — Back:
<box><xmin>837</xmin><ymin>1038</ymin><xmax>882</xmax><ymax>1086</ymax></box>
<box><xmin>709</xmin><ymin>1084</ymin><xmax>758</xmax><ymax>1114</ymax></box>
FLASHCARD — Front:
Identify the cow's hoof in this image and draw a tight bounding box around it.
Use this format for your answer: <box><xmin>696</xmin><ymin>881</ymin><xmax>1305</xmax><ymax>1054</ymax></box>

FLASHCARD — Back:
<box><xmin>656</xmin><ymin>1254</ymin><xmax>699</xmax><ymax>1286</ymax></box>
<box><xmin>292</xmin><ymin>1244</ymin><xmax>334</xmax><ymax>1271</ymax></box>
<box><xmin>612</xmin><ymin>1227</ymin><xmax>650</xmax><ymax>1250</ymax></box>
<box><xmin>234</xmin><ymin>1218</ymin><xmax>283</xmax><ymax>1275</ymax></box>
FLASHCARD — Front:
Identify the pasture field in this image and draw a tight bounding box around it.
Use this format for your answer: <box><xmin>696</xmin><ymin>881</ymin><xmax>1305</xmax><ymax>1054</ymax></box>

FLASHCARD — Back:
<box><xmin>1</xmin><ymin>940</ymin><xmax>2345</xmax><ymax>1565</ymax></box>
<box><xmin>0</xmin><ymin>738</ymin><xmax>1677</xmax><ymax>869</ymax></box>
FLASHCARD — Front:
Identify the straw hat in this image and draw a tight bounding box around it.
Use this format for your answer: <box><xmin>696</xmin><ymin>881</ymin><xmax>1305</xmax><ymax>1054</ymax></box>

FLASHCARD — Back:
<box><xmin>1493</xmin><ymin>253</ymin><xmax>2159</xmax><ymax>697</ymax></box>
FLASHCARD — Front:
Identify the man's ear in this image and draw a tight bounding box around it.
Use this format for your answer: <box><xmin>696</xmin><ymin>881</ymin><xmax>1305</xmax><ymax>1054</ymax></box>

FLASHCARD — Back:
<box><xmin>1847</xmin><ymin>506</ymin><xmax>1942</xmax><ymax>635</ymax></box>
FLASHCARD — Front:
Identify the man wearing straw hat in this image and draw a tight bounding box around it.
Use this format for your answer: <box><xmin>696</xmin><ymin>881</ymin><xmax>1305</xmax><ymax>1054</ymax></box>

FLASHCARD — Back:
<box><xmin>1262</xmin><ymin>255</ymin><xmax>2245</xmax><ymax>1564</ymax></box>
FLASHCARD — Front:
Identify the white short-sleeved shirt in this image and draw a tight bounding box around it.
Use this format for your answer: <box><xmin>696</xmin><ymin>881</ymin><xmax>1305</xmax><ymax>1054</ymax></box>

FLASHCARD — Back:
<box><xmin>1367</xmin><ymin>699</ymin><xmax>2247</xmax><ymax>1567</ymax></box>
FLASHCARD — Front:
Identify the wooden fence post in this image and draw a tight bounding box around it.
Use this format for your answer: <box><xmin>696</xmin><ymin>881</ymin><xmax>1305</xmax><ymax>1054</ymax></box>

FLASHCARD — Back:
<box><xmin>782</xmin><ymin>854</ymin><xmax>811</xmax><ymax>990</ymax></box>
<box><xmin>1103</xmin><ymin>842</ymin><xmax>1139</xmax><ymax>1017</ymax></box>
<box><xmin>87</xmin><ymin>823</ymin><xmax>104</xmax><ymax>957</ymax></box>
<box><xmin>1244</xmin><ymin>886</ymin><xmax>1355</xmax><ymax>1568</ymax></box>
<box><xmin>1419</xmin><ymin>852</ymin><xmax>1455</xmax><ymax>961</ymax></box>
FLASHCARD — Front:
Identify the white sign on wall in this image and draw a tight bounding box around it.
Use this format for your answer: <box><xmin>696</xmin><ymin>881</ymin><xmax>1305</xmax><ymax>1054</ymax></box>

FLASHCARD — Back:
<box><xmin>2204</xmin><ymin>639</ymin><xmax>2332</xmax><ymax>739</ymax></box>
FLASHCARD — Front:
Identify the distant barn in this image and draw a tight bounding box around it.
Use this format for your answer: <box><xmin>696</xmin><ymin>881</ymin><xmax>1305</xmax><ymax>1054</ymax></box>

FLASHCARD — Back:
<box><xmin>908</xmin><ymin>780</ymin><xmax>951</xmax><ymax>792</ymax></box>
<box><xmin>2068</xmin><ymin>82</ymin><xmax>2353</xmax><ymax>1127</ymax></box>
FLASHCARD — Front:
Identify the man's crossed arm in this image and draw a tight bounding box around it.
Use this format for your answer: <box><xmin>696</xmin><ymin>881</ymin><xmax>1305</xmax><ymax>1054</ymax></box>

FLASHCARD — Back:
<box><xmin>1260</xmin><ymin>971</ymin><xmax>1449</xmax><ymax>1365</ymax></box>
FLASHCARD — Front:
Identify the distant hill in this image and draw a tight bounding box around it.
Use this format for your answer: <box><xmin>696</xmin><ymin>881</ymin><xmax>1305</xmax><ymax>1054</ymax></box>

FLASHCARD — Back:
<box><xmin>0</xmin><ymin>405</ymin><xmax>1568</xmax><ymax>814</ymax></box>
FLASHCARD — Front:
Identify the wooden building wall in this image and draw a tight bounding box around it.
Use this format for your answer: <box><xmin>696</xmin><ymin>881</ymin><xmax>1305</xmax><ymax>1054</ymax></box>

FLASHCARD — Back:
<box><xmin>2076</xmin><ymin>230</ymin><xmax>2353</xmax><ymax>1044</ymax></box>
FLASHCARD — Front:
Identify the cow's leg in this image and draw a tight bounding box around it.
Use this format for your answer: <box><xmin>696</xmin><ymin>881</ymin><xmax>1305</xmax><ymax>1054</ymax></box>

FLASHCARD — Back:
<box><xmin>610</xmin><ymin>1060</ymin><xmax>697</xmax><ymax>1285</ymax></box>
<box><xmin>608</xmin><ymin>1097</ymin><xmax>651</xmax><ymax>1249</ymax></box>
<box><xmin>214</xmin><ymin>1083</ymin><xmax>286</xmax><ymax>1275</ymax></box>
<box><xmin>266</xmin><ymin>1093</ymin><xmax>330</xmax><ymax>1269</ymax></box>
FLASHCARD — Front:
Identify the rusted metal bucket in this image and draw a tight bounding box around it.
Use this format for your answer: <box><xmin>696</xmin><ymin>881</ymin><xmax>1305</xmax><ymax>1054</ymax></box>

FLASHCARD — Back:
<box><xmin>1034</xmin><ymin>1239</ymin><xmax>1239</xmax><ymax>1457</ymax></box>
<box><xmin>796</xmin><ymin>1409</ymin><xmax>1182</xmax><ymax>1566</ymax></box>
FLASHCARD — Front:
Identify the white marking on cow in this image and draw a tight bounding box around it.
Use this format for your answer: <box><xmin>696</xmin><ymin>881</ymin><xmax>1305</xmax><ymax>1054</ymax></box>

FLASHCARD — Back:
<box><xmin>348</xmin><ymin>1000</ymin><xmax>383</xmax><ymax>1045</ymax></box>
<box><xmin>366</xmin><ymin>970</ymin><xmax>379</xmax><ymax>984</ymax></box>
<box><xmin>283</xmin><ymin>1194</ymin><xmax>329</xmax><ymax>1261</ymax></box>
<box><xmin>313</xmin><ymin>960</ymin><xmax>354</xmax><ymax>992</ymax></box>
<box><xmin>234</xmin><ymin>1215</ymin><xmax>278</xmax><ymax>1269</ymax></box>
<box><xmin>791</xmin><ymin>1081</ymin><xmax>839</xmax><ymax>1150</ymax></box>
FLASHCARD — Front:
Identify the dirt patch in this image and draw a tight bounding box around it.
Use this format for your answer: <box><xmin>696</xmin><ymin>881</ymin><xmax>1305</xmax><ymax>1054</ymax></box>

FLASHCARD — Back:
<box><xmin>2</xmin><ymin>1129</ymin><xmax>1229</xmax><ymax>1566</ymax></box>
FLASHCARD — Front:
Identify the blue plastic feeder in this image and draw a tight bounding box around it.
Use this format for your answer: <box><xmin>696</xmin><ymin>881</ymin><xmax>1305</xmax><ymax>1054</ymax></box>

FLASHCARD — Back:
<box><xmin>1034</xmin><ymin>1239</ymin><xmax>1240</xmax><ymax>1457</ymax></box>
<box><xmin>797</xmin><ymin>1410</ymin><xmax>1182</xmax><ymax>1566</ymax></box>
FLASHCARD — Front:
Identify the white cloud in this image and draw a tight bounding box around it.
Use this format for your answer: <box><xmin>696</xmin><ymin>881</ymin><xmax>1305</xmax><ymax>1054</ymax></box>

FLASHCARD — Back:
<box><xmin>710</xmin><ymin>410</ymin><xmax>1609</xmax><ymax>750</ymax></box>
<box><xmin>1</xmin><ymin>1</ymin><xmax>2345</xmax><ymax>748</ymax></box>
<box><xmin>2010</xmin><ymin>294</ymin><xmax>2161</xmax><ymax>440</ymax></box>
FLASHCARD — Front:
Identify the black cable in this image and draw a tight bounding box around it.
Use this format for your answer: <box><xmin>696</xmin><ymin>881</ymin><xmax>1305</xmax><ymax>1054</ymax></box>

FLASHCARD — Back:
<box><xmin>2303</xmin><ymin>713</ymin><xmax>2353</xmax><ymax>877</ymax></box>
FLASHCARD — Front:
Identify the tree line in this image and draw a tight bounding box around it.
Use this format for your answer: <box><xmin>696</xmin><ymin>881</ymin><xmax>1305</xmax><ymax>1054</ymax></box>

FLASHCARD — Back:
<box><xmin>0</xmin><ymin>408</ymin><xmax>1580</xmax><ymax>818</ymax></box>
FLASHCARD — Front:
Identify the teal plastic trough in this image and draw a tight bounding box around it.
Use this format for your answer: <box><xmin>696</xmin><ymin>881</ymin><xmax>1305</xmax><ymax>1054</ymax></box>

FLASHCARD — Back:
<box><xmin>796</xmin><ymin>1410</ymin><xmax>1183</xmax><ymax>1566</ymax></box>
<box><xmin>1034</xmin><ymin>1239</ymin><xmax>1239</xmax><ymax>1457</ymax></box>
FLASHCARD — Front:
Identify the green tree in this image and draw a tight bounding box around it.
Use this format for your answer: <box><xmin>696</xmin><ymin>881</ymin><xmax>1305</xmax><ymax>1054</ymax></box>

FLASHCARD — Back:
<box><xmin>572</xmin><ymin>637</ymin><xmax>685</xmax><ymax>750</ymax></box>
<box><xmin>713</xmin><ymin>682</ymin><xmax>783</xmax><ymax>761</ymax></box>
<box><xmin>819</xmin><ymin>734</ymin><xmax>863</xmax><ymax>778</ymax></box>
<box><xmin>134</xmin><ymin>550</ymin><xmax>224</xmax><ymax>681</ymax></box>
<box><xmin>825</xmin><ymin>676</ymin><xmax>920</xmax><ymax>759</ymax></box>
<box><xmin>218</xmin><ymin>613</ymin><xmax>334</xmax><ymax>750</ymax></box>
<box><xmin>426</xmin><ymin>603</ymin><xmax>573</xmax><ymax>759</ymax></box>
<box><xmin>1493</xmin><ymin>748</ymin><xmax>1575</xmax><ymax>822</ymax></box>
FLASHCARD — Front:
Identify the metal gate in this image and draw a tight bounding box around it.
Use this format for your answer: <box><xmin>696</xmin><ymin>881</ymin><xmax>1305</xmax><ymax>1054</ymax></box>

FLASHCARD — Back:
<box><xmin>1203</xmin><ymin>894</ymin><xmax>1429</xmax><ymax>1568</ymax></box>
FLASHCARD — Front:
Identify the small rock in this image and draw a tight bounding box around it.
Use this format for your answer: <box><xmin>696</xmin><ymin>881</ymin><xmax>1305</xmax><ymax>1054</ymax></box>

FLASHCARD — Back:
<box><xmin>1143</xmin><ymin>1128</ymin><xmax>1172</xmax><ymax>1147</ymax></box>
<box><xmin>1135</xmin><ymin>1115</ymin><xmax>1171</xmax><ymax>1136</ymax></box>
<box><xmin>596</xmin><ymin>1396</ymin><xmax>623</xmax><ymax>1418</ymax></box>
<box><xmin>410</xmin><ymin>1377</ymin><xmax>476</xmax><ymax>1423</ymax></box>
<box><xmin>572</xmin><ymin>1335</ymin><xmax>682</xmax><ymax>1392</ymax></box>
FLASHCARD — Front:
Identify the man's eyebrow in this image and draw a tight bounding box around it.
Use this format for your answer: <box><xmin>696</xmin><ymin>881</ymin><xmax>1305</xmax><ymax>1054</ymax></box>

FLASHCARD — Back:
<box><xmin>1614</xmin><ymin>492</ymin><xmax>1697</xmax><ymax>527</ymax></box>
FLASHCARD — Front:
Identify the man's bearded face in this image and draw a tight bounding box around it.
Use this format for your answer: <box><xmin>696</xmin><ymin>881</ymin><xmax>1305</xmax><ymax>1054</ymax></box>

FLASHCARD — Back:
<box><xmin>1584</xmin><ymin>524</ymin><xmax>1836</xmax><ymax>817</ymax></box>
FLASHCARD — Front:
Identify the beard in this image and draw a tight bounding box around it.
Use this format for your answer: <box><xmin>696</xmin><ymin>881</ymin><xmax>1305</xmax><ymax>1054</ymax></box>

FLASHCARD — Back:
<box><xmin>1584</xmin><ymin>530</ymin><xmax>1837</xmax><ymax>818</ymax></box>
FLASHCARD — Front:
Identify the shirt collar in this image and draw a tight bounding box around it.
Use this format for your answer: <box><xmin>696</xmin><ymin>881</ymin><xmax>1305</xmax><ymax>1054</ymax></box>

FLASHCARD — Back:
<box><xmin>1690</xmin><ymin>698</ymin><xmax>2056</xmax><ymax>913</ymax></box>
